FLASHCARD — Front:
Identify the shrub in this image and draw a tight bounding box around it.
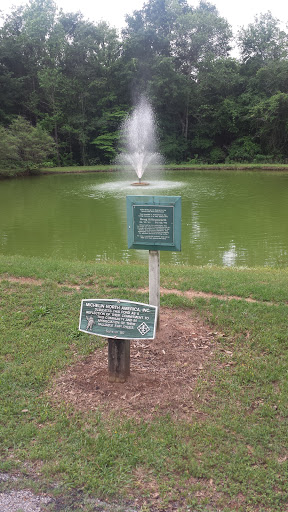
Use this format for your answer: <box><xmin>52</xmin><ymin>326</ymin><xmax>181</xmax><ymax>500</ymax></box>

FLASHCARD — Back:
<box><xmin>0</xmin><ymin>117</ymin><xmax>56</xmax><ymax>177</ymax></box>
<box><xmin>227</xmin><ymin>136</ymin><xmax>262</xmax><ymax>163</ymax></box>
<box><xmin>209</xmin><ymin>147</ymin><xmax>226</xmax><ymax>164</ymax></box>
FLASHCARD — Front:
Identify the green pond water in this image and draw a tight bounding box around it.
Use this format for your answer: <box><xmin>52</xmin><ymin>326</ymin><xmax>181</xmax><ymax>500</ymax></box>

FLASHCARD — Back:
<box><xmin>0</xmin><ymin>169</ymin><xmax>288</xmax><ymax>267</ymax></box>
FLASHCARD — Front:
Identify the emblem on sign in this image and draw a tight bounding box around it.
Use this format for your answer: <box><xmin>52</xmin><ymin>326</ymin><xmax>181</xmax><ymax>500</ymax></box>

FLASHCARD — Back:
<box><xmin>137</xmin><ymin>322</ymin><xmax>150</xmax><ymax>336</ymax></box>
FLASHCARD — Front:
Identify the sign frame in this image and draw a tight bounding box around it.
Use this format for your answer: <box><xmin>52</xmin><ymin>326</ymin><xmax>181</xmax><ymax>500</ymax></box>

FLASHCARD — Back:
<box><xmin>79</xmin><ymin>298</ymin><xmax>157</xmax><ymax>340</ymax></box>
<box><xmin>126</xmin><ymin>195</ymin><xmax>181</xmax><ymax>251</ymax></box>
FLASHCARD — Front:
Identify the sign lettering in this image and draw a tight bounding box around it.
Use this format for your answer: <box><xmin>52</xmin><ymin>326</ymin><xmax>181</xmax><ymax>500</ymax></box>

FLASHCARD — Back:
<box><xmin>133</xmin><ymin>205</ymin><xmax>174</xmax><ymax>244</ymax></box>
<box><xmin>79</xmin><ymin>299</ymin><xmax>157</xmax><ymax>340</ymax></box>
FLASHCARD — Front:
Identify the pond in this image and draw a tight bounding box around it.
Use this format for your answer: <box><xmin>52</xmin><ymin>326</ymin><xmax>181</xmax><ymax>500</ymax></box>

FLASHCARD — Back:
<box><xmin>0</xmin><ymin>169</ymin><xmax>288</xmax><ymax>267</ymax></box>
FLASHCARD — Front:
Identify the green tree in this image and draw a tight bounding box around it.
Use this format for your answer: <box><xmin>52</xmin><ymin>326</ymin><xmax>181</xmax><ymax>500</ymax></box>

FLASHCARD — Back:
<box><xmin>248</xmin><ymin>92</ymin><xmax>288</xmax><ymax>159</ymax></box>
<box><xmin>0</xmin><ymin>126</ymin><xmax>20</xmax><ymax>174</ymax></box>
<box><xmin>91</xmin><ymin>107</ymin><xmax>127</xmax><ymax>163</ymax></box>
<box><xmin>122</xmin><ymin>0</ymin><xmax>233</xmax><ymax>162</ymax></box>
<box><xmin>0</xmin><ymin>117</ymin><xmax>56</xmax><ymax>175</ymax></box>
<box><xmin>248</xmin><ymin>60</ymin><xmax>288</xmax><ymax>98</ymax></box>
<box><xmin>53</xmin><ymin>16</ymin><xmax>122</xmax><ymax>164</ymax></box>
<box><xmin>172</xmin><ymin>1</ymin><xmax>232</xmax><ymax>146</ymax></box>
<box><xmin>0</xmin><ymin>1</ymin><xmax>123</xmax><ymax>165</ymax></box>
<box><xmin>147</xmin><ymin>56</ymin><xmax>191</xmax><ymax>160</ymax></box>
<box><xmin>226</xmin><ymin>136</ymin><xmax>262</xmax><ymax>163</ymax></box>
<box><xmin>0</xmin><ymin>0</ymin><xmax>58</xmax><ymax>122</ymax></box>
<box><xmin>238</xmin><ymin>12</ymin><xmax>288</xmax><ymax>68</ymax></box>
<box><xmin>122</xmin><ymin>0</ymin><xmax>190</xmax><ymax>97</ymax></box>
<box><xmin>10</xmin><ymin>116</ymin><xmax>56</xmax><ymax>170</ymax></box>
<box><xmin>173</xmin><ymin>1</ymin><xmax>232</xmax><ymax>77</ymax></box>
<box><xmin>191</xmin><ymin>58</ymin><xmax>244</xmax><ymax>161</ymax></box>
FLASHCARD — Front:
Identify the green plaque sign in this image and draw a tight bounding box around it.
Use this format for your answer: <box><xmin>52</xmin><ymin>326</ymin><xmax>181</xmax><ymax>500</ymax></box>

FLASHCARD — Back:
<box><xmin>127</xmin><ymin>196</ymin><xmax>181</xmax><ymax>251</ymax></box>
<box><xmin>79</xmin><ymin>299</ymin><xmax>157</xmax><ymax>340</ymax></box>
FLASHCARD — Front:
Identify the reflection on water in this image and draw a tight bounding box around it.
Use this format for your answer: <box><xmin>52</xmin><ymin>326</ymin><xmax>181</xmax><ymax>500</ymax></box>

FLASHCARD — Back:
<box><xmin>0</xmin><ymin>170</ymin><xmax>288</xmax><ymax>267</ymax></box>
<box><xmin>222</xmin><ymin>242</ymin><xmax>237</xmax><ymax>266</ymax></box>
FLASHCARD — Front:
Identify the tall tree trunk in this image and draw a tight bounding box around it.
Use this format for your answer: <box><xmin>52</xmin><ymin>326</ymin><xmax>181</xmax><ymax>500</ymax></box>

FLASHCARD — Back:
<box><xmin>80</xmin><ymin>93</ymin><xmax>87</xmax><ymax>166</ymax></box>
<box><xmin>54</xmin><ymin>120</ymin><xmax>60</xmax><ymax>166</ymax></box>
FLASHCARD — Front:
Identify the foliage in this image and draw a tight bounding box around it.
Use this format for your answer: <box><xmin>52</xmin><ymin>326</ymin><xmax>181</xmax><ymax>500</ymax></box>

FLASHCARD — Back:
<box><xmin>248</xmin><ymin>92</ymin><xmax>288</xmax><ymax>159</ymax></box>
<box><xmin>238</xmin><ymin>12</ymin><xmax>288</xmax><ymax>65</ymax></box>
<box><xmin>227</xmin><ymin>136</ymin><xmax>262</xmax><ymax>163</ymax></box>
<box><xmin>91</xmin><ymin>133</ymin><xmax>119</xmax><ymax>162</ymax></box>
<box><xmin>0</xmin><ymin>117</ymin><xmax>56</xmax><ymax>176</ymax></box>
<box><xmin>0</xmin><ymin>0</ymin><xmax>288</xmax><ymax>166</ymax></box>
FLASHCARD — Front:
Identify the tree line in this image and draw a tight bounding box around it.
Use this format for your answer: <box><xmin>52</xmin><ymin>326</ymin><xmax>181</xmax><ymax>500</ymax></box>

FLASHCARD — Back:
<box><xmin>1</xmin><ymin>0</ymin><xmax>288</xmax><ymax>172</ymax></box>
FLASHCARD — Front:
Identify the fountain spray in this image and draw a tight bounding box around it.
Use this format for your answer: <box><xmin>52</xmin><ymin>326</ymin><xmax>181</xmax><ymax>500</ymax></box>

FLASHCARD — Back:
<box><xmin>119</xmin><ymin>97</ymin><xmax>162</xmax><ymax>185</ymax></box>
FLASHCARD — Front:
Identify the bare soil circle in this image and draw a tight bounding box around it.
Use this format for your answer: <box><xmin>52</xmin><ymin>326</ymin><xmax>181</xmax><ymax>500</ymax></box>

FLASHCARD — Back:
<box><xmin>52</xmin><ymin>308</ymin><xmax>219</xmax><ymax>421</ymax></box>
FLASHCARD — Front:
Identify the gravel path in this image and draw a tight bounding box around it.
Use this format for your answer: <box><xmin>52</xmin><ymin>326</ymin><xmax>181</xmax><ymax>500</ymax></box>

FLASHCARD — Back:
<box><xmin>0</xmin><ymin>475</ymin><xmax>51</xmax><ymax>512</ymax></box>
<box><xmin>0</xmin><ymin>473</ymin><xmax>139</xmax><ymax>512</ymax></box>
<box><xmin>0</xmin><ymin>489</ymin><xmax>51</xmax><ymax>512</ymax></box>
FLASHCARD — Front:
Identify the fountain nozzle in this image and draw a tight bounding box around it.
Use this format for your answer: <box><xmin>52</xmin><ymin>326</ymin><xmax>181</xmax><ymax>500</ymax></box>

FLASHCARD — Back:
<box><xmin>131</xmin><ymin>180</ymin><xmax>150</xmax><ymax>186</ymax></box>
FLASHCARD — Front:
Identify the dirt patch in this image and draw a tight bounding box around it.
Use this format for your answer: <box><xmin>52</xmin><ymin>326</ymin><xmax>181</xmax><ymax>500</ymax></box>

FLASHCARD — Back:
<box><xmin>0</xmin><ymin>275</ymin><xmax>45</xmax><ymax>286</ymax></box>
<box><xmin>51</xmin><ymin>308</ymin><xmax>221</xmax><ymax>421</ymax></box>
<box><xmin>0</xmin><ymin>275</ymin><xmax>83</xmax><ymax>290</ymax></box>
<box><xmin>1</xmin><ymin>275</ymin><xmax>278</xmax><ymax>308</ymax></box>
<box><xmin>1</xmin><ymin>276</ymin><xmax>271</xmax><ymax>305</ymax></box>
<box><xmin>139</xmin><ymin>286</ymin><xmax>260</xmax><ymax>303</ymax></box>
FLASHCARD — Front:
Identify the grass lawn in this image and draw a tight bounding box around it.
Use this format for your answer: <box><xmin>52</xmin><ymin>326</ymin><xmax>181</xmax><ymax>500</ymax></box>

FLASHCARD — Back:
<box><xmin>0</xmin><ymin>254</ymin><xmax>287</xmax><ymax>511</ymax></box>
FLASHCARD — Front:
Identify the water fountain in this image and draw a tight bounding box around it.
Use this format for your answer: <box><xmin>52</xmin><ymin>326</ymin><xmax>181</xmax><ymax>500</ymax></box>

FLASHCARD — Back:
<box><xmin>90</xmin><ymin>96</ymin><xmax>182</xmax><ymax>194</ymax></box>
<box><xmin>118</xmin><ymin>97</ymin><xmax>162</xmax><ymax>186</ymax></box>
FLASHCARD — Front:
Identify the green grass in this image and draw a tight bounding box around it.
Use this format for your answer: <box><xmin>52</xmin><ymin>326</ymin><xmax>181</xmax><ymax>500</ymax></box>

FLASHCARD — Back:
<box><xmin>38</xmin><ymin>163</ymin><xmax>288</xmax><ymax>174</ymax></box>
<box><xmin>2</xmin><ymin>163</ymin><xmax>288</xmax><ymax>180</ymax></box>
<box><xmin>164</xmin><ymin>162</ymin><xmax>288</xmax><ymax>170</ymax></box>
<box><xmin>40</xmin><ymin>164</ymin><xmax>117</xmax><ymax>173</ymax></box>
<box><xmin>160</xmin><ymin>264</ymin><xmax>288</xmax><ymax>302</ymax></box>
<box><xmin>0</xmin><ymin>254</ymin><xmax>287</xmax><ymax>302</ymax></box>
<box><xmin>0</xmin><ymin>256</ymin><xmax>288</xmax><ymax>511</ymax></box>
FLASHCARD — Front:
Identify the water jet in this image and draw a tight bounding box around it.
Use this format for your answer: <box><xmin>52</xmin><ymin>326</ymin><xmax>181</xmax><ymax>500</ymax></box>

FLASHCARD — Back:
<box><xmin>118</xmin><ymin>97</ymin><xmax>162</xmax><ymax>185</ymax></box>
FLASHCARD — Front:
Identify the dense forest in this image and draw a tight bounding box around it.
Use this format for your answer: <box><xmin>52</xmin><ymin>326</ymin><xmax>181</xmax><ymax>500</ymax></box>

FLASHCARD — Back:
<box><xmin>1</xmin><ymin>0</ymin><xmax>288</xmax><ymax>170</ymax></box>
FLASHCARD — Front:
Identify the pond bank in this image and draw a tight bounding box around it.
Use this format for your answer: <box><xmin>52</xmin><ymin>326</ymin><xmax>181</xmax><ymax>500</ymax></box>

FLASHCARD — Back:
<box><xmin>2</xmin><ymin>163</ymin><xmax>288</xmax><ymax>179</ymax></box>
<box><xmin>38</xmin><ymin>163</ymin><xmax>288</xmax><ymax>174</ymax></box>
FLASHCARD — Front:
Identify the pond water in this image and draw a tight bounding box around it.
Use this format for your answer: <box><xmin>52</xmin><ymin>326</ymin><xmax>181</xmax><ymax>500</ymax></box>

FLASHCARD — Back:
<box><xmin>0</xmin><ymin>169</ymin><xmax>288</xmax><ymax>267</ymax></box>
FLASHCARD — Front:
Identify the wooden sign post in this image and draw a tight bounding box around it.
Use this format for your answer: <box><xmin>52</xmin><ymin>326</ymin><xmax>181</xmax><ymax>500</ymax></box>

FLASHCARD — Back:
<box><xmin>108</xmin><ymin>339</ymin><xmax>130</xmax><ymax>383</ymax></box>
<box><xmin>126</xmin><ymin>196</ymin><xmax>181</xmax><ymax>325</ymax></box>
<box><xmin>79</xmin><ymin>299</ymin><xmax>157</xmax><ymax>382</ymax></box>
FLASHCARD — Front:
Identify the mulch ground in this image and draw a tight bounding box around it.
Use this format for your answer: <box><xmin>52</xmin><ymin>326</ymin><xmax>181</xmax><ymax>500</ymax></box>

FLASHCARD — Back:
<box><xmin>51</xmin><ymin>308</ymin><xmax>223</xmax><ymax>421</ymax></box>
